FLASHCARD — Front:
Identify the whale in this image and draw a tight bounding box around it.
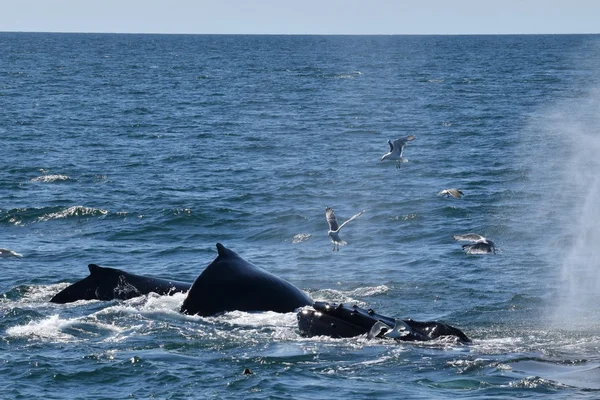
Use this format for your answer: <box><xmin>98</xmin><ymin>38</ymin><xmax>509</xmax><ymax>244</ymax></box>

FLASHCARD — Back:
<box><xmin>48</xmin><ymin>245</ymin><xmax>471</xmax><ymax>343</ymax></box>
<box><xmin>297</xmin><ymin>302</ymin><xmax>471</xmax><ymax>343</ymax></box>
<box><xmin>49</xmin><ymin>264</ymin><xmax>192</xmax><ymax>304</ymax></box>
<box><xmin>180</xmin><ymin>243</ymin><xmax>313</xmax><ymax>316</ymax></box>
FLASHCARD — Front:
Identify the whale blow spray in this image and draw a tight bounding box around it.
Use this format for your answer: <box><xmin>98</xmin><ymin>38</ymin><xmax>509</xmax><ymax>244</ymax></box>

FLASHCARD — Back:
<box><xmin>542</xmin><ymin>85</ymin><xmax>600</xmax><ymax>329</ymax></box>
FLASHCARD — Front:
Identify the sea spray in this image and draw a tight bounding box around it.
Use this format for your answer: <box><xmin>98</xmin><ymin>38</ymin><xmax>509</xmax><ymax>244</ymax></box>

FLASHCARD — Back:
<box><xmin>530</xmin><ymin>84</ymin><xmax>600</xmax><ymax>329</ymax></box>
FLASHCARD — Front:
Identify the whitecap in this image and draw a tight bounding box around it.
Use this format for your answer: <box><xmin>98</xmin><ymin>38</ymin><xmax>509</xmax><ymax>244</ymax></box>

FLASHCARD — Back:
<box><xmin>336</xmin><ymin>71</ymin><xmax>362</xmax><ymax>79</ymax></box>
<box><xmin>6</xmin><ymin>314</ymin><xmax>123</xmax><ymax>343</ymax></box>
<box><xmin>292</xmin><ymin>233</ymin><xmax>311</xmax><ymax>243</ymax></box>
<box><xmin>347</xmin><ymin>285</ymin><xmax>390</xmax><ymax>297</ymax></box>
<box><xmin>37</xmin><ymin>206</ymin><xmax>109</xmax><ymax>222</ymax></box>
<box><xmin>21</xmin><ymin>283</ymin><xmax>70</xmax><ymax>304</ymax></box>
<box><xmin>217</xmin><ymin>310</ymin><xmax>298</xmax><ymax>329</ymax></box>
<box><xmin>30</xmin><ymin>174</ymin><xmax>71</xmax><ymax>183</ymax></box>
<box><xmin>6</xmin><ymin>314</ymin><xmax>75</xmax><ymax>341</ymax></box>
<box><xmin>308</xmin><ymin>286</ymin><xmax>389</xmax><ymax>307</ymax></box>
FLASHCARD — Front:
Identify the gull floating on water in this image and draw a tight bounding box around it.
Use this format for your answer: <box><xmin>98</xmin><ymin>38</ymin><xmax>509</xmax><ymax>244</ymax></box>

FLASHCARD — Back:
<box><xmin>439</xmin><ymin>188</ymin><xmax>464</xmax><ymax>198</ymax></box>
<box><xmin>326</xmin><ymin>207</ymin><xmax>365</xmax><ymax>251</ymax></box>
<box><xmin>0</xmin><ymin>248</ymin><xmax>23</xmax><ymax>258</ymax></box>
<box><xmin>381</xmin><ymin>135</ymin><xmax>416</xmax><ymax>168</ymax></box>
<box><xmin>453</xmin><ymin>233</ymin><xmax>496</xmax><ymax>254</ymax></box>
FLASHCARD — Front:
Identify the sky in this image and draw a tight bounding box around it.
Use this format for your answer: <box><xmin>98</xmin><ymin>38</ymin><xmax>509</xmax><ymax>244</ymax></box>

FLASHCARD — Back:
<box><xmin>1</xmin><ymin>0</ymin><xmax>599</xmax><ymax>35</ymax></box>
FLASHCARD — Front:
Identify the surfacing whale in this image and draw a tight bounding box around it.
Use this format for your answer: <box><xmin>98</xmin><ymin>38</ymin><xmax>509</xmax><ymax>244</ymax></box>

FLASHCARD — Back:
<box><xmin>48</xmin><ymin>244</ymin><xmax>470</xmax><ymax>343</ymax></box>
<box><xmin>49</xmin><ymin>243</ymin><xmax>313</xmax><ymax>316</ymax></box>
<box><xmin>49</xmin><ymin>264</ymin><xmax>192</xmax><ymax>304</ymax></box>
<box><xmin>298</xmin><ymin>302</ymin><xmax>471</xmax><ymax>343</ymax></box>
<box><xmin>180</xmin><ymin>243</ymin><xmax>313</xmax><ymax>316</ymax></box>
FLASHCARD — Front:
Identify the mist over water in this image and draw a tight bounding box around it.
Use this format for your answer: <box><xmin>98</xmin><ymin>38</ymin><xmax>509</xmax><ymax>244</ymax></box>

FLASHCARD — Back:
<box><xmin>529</xmin><ymin>79</ymin><xmax>600</xmax><ymax>328</ymax></box>
<box><xmin>554</xmin><ymin>90</ymin><xmax>600</xmax><ymax>328</ymax></box>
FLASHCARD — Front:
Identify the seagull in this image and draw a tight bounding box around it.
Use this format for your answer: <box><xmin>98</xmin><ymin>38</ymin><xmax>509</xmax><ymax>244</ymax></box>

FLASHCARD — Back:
<box><xmin>439</xmin><ymin>188</ymin><xmax>464</xmax><ymax>198</ymax></box>
<box><xmin>367</xmin><ymin>319</ymin><xmax>412</xmax><ymax>340</ymax></box>
<box><xmin>381</xmin><ymin>135</ymin><xmax>416</xmax><ymax>168</ymax></box>
<box><xmin>0</xmin><ymin>248</ymin><xmax>23</xmax><ymax>258</ymax></box>
<box><xmin>453</xmin><ymin>233</ymin><xmax>496</xmax><ymax>254</ymax></box>
<box><xmin>325</xmin><ymin>207</ymin><xmax>365</xmax><ymax>251</ymax></box>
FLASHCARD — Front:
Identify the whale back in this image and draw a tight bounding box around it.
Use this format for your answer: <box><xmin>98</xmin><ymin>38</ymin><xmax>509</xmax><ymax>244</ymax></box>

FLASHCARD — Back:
<box><xmin>180</xmin><ymin>243</ymin><xmax>312</xmax><ymax>316</ymax></box>
<box><xmin>50</xmin><ymin>264</ymin><xmax>191</xmax><ymax>304</ymax></box>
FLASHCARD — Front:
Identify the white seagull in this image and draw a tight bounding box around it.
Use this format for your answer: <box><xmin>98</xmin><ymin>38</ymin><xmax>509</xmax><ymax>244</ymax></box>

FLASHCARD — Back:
<box><xmin>381</xmin><ymin>135</ymin><xmax>416</xmax><ymax>168</ymax></box>
<box><xmin>439</xmin><ymin>188</ymin><xmax>464</xmax><ymax>198</ymax></box>
<box><xmin>0</xmin><ymin>248</ymin><xmax>23</xmax><ymax>258</ymax></box>
<box><xmin>325</xmin><ymin>207</ymin><xmax>365</xmax><ymax>251</ymax></box>
<box><xmin>453</xmin><ymin>233</ymin><xmax>496</xmax><ymax>254</ymax></box>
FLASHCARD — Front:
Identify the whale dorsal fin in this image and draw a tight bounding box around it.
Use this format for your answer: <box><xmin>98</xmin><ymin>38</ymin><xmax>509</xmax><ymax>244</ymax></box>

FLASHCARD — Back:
<box><xmin>88</xmin><ymin>264</ymin><xmax>103</xmax><ymax>274</ymax></box>
<box><xmin>216</xmin><ymin>243</ymin><xmax>226</xmax><ymax>256</ymax></box>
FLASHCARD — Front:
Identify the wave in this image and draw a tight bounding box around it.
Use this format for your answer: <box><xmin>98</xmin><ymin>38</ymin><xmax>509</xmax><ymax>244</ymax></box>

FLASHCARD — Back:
<box><xmin>309</xmin><ymin>285</ymin><xmax>390</xmax><ymax>306</ymax></box>
<box><xmin>0</xmin><ymin>283</ymin><xmax>68</xmax><ymax>305</ymax></box>
<box><xmin>1</xmin><ymin>206</ymin><xmax>109</xmax><ymax>225</ymax></box>
<box><xmin>5</xmin><ymin>313</ymin><xmax>126</xmax><ymax>343</ymax></box>
<box><xmin>37</xmin><ymin>206</ymin><xmax>108</xmax><ymax>222</ymax></box>
<box><xmin>292</xmin><ymin>233</ymin><xmax>311</xmax><ymax>243</ymax></box>
<box><xmin>29</xmin><ymin>174</ymin><xmax>71</xmax><ymax>183</ymax></box>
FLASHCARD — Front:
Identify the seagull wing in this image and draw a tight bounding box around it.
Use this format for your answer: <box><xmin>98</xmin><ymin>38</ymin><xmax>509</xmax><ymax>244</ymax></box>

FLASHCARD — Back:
<box><xmin>325</xmin><ymin>208</ymin><xmax>339</xmax><ymax>231</ymax></box>
<box><xmin>387</xmin><ymin>140</ymin><xmax>394</xmax><ymax>152</ymax></box>
<box><xmin>393</xmin><ymin>135</ymin><xmax>416</xmax><ymax>148</ymax></box>
<box><xmin>384</xmin><ymin>319</ymin><xmax>412</xmax><ymax>339</ymax></box>
<box><xmin>337</xmin><ymin>209</ymin><xmax>365</xmax><ymax>231</ymax></box>
<box><xmin>0</xmin><ymin>248</ymin><xmax>22</xmax><ymax>258</ymax></box>
<box><xmin>392</xmin><ymin>136</ymin><xmax>414</xmax><ymax>157</ymax></box>
<box><xmin>392</xmin><ymin>138</ymin><xmax>407</xmax><ymax>150</ymax></box>
<box><xmin>440</xmin><ymin>189</ymin><xmax>463</xmax><ymax>198</ymax></box>
<box><xmin>453</xmin><ymin>233</ymin><xmax>486</xmax><ymax>242</ymax></box>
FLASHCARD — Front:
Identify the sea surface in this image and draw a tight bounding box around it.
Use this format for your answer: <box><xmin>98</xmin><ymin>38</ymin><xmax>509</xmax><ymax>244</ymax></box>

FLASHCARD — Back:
<box><xmin>1</xmin><ymin>33</ymin><xmax>600</xmax><ymax>399</ymax></box>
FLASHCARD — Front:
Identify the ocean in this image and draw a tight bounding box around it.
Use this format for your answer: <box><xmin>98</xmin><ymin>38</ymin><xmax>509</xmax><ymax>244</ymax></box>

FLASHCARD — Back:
<box><xmin>1</xmin><ymin>33</ymin><xmax>600</xmax><ymax>399</ymax></box>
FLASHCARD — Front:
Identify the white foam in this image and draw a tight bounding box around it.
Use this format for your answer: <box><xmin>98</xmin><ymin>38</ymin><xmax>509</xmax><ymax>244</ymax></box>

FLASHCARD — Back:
<box><xmin>30</xmin><ymin>174</ymin><xmax>70</xmax><ymax>183</ymax></box>
<box><xmin>309</xmin><ymin>285</ymin><xmax>390</xmax><ymax>306</ymax></box>
<box><xmin>6</xmin><ymin>314</ymin><xmax>122</xmax><ymax>343</ymax></box>
<box><xmin>346</xmin><ymin>285</ymin><xmax>390</xmax><ymax>297</ymax></box>
<box><xmin>6</xmin><ymin>314</ymin><xmax>74</xmax><ymax>341</ymax></box>
<box><xmin>37</xmin><ymin>206</ymin><xmax>108</xmax><ymax>222</ymax></box>
<box><xmin>292</xmin><ymin>233</ymin><xmax>312</xmax><ymax>243</ymax></box>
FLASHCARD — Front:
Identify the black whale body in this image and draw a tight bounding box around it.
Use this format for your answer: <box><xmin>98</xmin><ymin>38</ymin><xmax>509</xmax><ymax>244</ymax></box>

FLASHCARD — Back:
<box><xmin>48</xmin><ymin>244</ymin><xmax>470</xmax><ymax>343</ymax></box>
<box><xmin>49</xmin><ymin>243</ymin><xmax>313</xmax><ymax>317</ymax></box>
<box><xmin>49</xmin><ymin>264</ymin><xmax>192</xmax><ymax>304</ymax></box>
<box><xmin>180</xmin><ymin>243</ymin><xmax>313</xmax><ymax>316</ymax></box>
<box><xmin>298</xmin><ymin>301</ymin><xmax>471</xmax><ymax>343</ymax></box>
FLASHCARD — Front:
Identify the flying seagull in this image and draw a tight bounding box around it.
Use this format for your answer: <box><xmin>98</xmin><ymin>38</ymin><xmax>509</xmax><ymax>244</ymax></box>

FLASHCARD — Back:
<box><xmin>439</xmin><ymin>188</ymin><xmax>464</xmax><ymax>198</ymax></box>
<box><xmin>453</xmin><ymin>233</ymin><xmax>496</xmax><ymax>254</ymax></box>
<box><xmin>0</xmin><ymin>248</ymin><xmax>23</xmax><ymax>258</ymax></box>
<box><xmin>325</xmin><ymin>207</ymin><xmax>365</xmax><ymax>251</ymax></box>
<box><xmin>381</xmin><ymin>135</ymin><xmax>416</xmax><ymax>168</ymax></box>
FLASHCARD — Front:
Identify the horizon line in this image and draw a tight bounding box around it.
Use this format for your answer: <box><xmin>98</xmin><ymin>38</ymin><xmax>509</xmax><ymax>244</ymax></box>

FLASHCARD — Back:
<box><xmin>2</xmin><ymin>30</ymin><xmax>600</xmax><ymax>36</ymax></box>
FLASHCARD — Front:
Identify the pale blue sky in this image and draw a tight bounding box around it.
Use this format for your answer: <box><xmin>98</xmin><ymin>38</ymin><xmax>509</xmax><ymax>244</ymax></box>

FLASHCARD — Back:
<box><xmin>1</xmin><ymin>0</ymin><xmax>599</xmax><ymax>35</ymax></box>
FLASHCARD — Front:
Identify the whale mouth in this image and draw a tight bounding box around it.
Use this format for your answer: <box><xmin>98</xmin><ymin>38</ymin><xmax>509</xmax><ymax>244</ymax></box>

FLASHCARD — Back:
<box><xmin>297</xmin><ymin>302</ymin><xmax>471</xmax><ymax>343</ymax></box>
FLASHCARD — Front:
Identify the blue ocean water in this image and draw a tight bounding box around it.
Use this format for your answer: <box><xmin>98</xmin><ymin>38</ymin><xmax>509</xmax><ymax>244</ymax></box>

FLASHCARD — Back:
<box><xmin>1</xmin><ymin>33</ymin><xmax>600</xmax><ymax>399</ymax></box>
